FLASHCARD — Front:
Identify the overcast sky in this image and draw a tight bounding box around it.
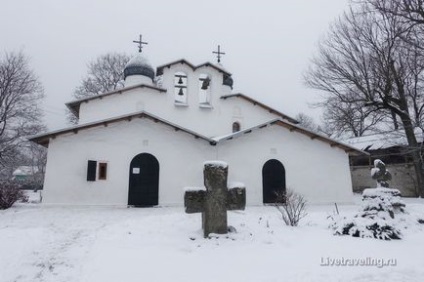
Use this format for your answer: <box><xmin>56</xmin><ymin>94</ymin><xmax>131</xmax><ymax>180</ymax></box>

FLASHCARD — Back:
<box><xmin>1</xmin><ymin>0</ymin><xmax>349</xmax><ymax>130</ymax></box>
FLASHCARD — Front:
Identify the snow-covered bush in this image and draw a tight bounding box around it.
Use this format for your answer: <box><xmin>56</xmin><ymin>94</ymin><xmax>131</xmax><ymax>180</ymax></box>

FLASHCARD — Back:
<box><xmin>371</xmin><ymin>159</ymin><xmax>392</xmax><ymax>187</ymax></box>
<box><xmin>274</xmin><ymin>189</ymin><xmax>307</xmax><ymax>226</ymax></box>
<box><xmin>0</xmin><ymin>181</ymin><xmax>27</xmax><ymax>209</ymax></box>
<box><xmin>330</xmin><ymin>188</ymin><xmax>404</xmax><ymax>240</ymax></box>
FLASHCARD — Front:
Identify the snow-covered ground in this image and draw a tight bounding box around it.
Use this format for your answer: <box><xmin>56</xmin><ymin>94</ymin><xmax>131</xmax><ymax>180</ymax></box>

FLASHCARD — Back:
<box><xmin>1</xmin><ymin>192</ymin><xmax>424</xmax><ymax>282</ymax></box>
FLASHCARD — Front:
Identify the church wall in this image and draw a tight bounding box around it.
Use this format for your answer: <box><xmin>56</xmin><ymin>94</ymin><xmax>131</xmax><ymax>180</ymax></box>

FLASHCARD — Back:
<box><xmin>159</xmin><ymin>64</ymin><xmax>279</xmax><ymax>137</ymax></box>
<box><xmin>42</xmin><ymin>118</ymin><xmax>214</xmax><ymax>206</ymax></box>
<box><xmin>78</xmin><ymin>87</ymin><xmax>167</xmax><ymax>124</ymax></box>
<box><xmin>215</xmin><ymin>125</ymin><xmax>353</xmax><ymax>205</ymax></box>
<box><xmin>77</xmin><ymin>65</ymin><xmax>281</xmax><ymax>138</ymax></box>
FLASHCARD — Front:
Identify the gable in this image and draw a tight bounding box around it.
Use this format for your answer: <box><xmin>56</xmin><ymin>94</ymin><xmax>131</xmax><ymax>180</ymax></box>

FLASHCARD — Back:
<box><xmin>67</xmin><ymin>84</ymin><xmax>166</xmax><ymax>118</ymax></box>
<box><xmin>213</xmin><ymin>118</ymin><xmax>367</xmax><ymax>156</ymax></box>
<box><xmin>220</xmin><ymin>93</ymin><xmax>298</xmax><ymax>124</ymax></box>
<box><xmin>156</xmin><ymin>59</ymin><xmax>231</xmax><ymax>76</ymax></box>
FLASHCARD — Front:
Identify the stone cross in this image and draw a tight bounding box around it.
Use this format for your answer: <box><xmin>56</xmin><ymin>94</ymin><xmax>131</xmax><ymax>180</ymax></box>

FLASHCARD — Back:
<box><xmin>184</xmin><ymin>161</ymin><xmax>246</xmax><ymax>238</ymax></box>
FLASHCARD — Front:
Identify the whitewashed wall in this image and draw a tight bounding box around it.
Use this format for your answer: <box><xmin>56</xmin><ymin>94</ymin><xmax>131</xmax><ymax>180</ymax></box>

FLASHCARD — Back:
<box><xmin>215</xmin><ymin>125</ymin><xmax>354</xmax><ymax>205</ymax></box>
<box><xmin>43</xmin><ymin>116</ymin><xmax>353</xmax><ymax>206</ymax></box>
<box><xmin>43</xmin><ymin>118</ymin><xmax>214</xmax><ymax>206</ymax></box>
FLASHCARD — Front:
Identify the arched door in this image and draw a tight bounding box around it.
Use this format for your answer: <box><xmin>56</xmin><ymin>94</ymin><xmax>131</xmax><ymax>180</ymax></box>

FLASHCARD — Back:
<box><xmin>128</xmin><ymin>153</ymin><xmax>159</xmax><ymax>207</ymax></box>
<box><xmin>262</xmin><ymin>159</ymin><xmax>286</xmax><ymax>204</ymax></box>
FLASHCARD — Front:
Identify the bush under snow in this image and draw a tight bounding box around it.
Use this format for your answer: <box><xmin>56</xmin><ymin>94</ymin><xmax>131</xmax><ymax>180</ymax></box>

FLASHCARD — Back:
<box><xmin>330</xmin><ymin>188</ymin><xmax>405</xmax><ymax>240</ymax></box>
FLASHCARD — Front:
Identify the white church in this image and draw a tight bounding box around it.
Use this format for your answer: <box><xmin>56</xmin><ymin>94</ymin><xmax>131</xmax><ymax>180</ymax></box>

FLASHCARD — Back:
<box><xmin>30</xmin><ymin>44</ymin><xmax>366</xmax><ymax>207</ymax></box>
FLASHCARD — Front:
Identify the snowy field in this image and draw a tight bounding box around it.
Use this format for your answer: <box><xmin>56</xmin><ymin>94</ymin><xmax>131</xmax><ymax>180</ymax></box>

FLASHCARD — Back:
<box><xmin>1</xmin><ymin>192</ymin><xmax>424</xmax><ymax>282</ymax></box>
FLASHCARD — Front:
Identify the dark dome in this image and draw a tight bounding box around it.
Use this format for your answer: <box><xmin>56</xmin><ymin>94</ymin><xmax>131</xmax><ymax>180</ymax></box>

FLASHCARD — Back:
<box><xmin>223</xmin><ymin>74</ymin><xmax>233</xmax><ymax>89</ymax></box>
<box><xmin>124</xmin><ymin>55</ymin><xmax>155</xmax><ymax>80</ymax></box>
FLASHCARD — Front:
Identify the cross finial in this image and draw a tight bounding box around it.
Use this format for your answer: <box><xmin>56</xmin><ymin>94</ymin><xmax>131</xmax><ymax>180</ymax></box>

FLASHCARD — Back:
<box><xmin>212</xmin><ymin>45</ymin><xmax>226</xmax><ymax>63</ymax></box>
<box><xmin>133</xmin><ymin>34</ymin><xmax>148</xmax><ymax>53</ymax></box>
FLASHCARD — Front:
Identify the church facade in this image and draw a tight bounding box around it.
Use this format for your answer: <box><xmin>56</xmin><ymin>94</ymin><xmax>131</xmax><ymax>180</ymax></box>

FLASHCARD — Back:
<box><xmin>31</xmin><ymin>52</ymin><xmax>365</xmax><ymax>206</ymax></box>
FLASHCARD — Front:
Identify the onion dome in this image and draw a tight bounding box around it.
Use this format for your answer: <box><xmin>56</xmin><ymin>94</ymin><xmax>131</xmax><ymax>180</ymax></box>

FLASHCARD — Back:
<box><xmin>124</xmin><ymin>55</ymin><xmax>155</xmax><ymax>80</ymax></box>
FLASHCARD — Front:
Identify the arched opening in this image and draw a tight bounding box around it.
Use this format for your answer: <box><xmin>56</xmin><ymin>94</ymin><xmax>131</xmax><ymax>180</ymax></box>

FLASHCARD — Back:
<box><xmin>262</xmin><ymin>159</ymin><xmax>286</xmax><ymax>204</ymax></box>
<box><xmin>128</xmin><ymin>153</ymin><xmax>159</xmax><ymax>207</ymax></box>
<box><xmin>199</xmin><ymin>73</ymin><xmax>212</xmax><ymax>107</ymax></box>
<box><xmin>174</xmin><ymin>72</ymin><xmax>187</xmax><ymax>104</ymax></box>
<box><xmin>232</xmin><ymin>122</ymin><xmax>241</xmax><ymax>133</ymax></box>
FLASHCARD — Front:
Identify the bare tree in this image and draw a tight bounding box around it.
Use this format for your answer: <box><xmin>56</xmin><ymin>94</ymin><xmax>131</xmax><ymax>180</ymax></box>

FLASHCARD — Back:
<box><xmin>363</xmin><ymin>0</ymin><xmax>424</xmax><ymax>25</ymax></box>
<box><xmin>74</xmin><ymin>52</ymin><xmax>130</xmax><ymax>99</ymax></box>
<box><xmin>304</xmin><ymin>4</ymin><xmax>424</xmax><ymax>196</ymax></box>
<box><xmin>0</xmin><ymin>51</ymin><xmax>44</xmax><ymax>173</ymax></box>
<box><xmin>68</xmin><ymin>52</ymin><xmax>130</xmax><ymax>124</ymax></box>
<box><xmin>295</xmin><ymin>113</ymin><xmax>318</xmax><ymax>131</ymax></box>
<box><xmin>319</xmin><ymin>97</ymin><xmax>385</xmax><ymax>137</ymax></box>
<box><xmin>25</xmin><ymin>142</ymin><xmax>47</xmax><ymax>190</ymax></box>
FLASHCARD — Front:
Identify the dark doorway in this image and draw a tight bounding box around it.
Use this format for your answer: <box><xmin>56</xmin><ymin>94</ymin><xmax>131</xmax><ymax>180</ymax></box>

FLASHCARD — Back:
<box><xmin>262</xmin><ymin>159</ymin><xmax>286</xmax><ymax>204</ymax></box>
<box><xmin>128</xmin><ymin>153</ymin><xmax>159</xmax><ymax>207</ymax></box>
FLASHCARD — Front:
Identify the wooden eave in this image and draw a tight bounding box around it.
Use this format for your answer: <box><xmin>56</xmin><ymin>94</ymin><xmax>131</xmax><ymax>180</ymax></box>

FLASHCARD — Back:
<box><xmin>273</xmin><ymin>120</ymin><xmax>368</xmax><ymax>156</ymax></box>
<box><xmin>214</xmin><ymin>118</ymin><xmax>368</xmax><ymax>157</ymax></box>
<box><xmin>220</xmin><ymin>93</ymin><xmax>299</xmax><ymax>124</ymax></box>
<box><xmin>29</xmin><ymin>111</ymin><xmax>214</xmax><ymax>147</ymax></box>
<box><xmin>66</xmin><ymin>84</ymin><xmax>167</xmax><ymax>118</ymax></box>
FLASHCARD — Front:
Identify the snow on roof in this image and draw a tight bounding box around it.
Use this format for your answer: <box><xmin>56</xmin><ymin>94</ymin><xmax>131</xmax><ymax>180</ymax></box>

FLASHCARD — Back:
<box><xmin>344</xmin><ymin>129</ymin><xmax>424</xmax><ymax>151</ymax></box>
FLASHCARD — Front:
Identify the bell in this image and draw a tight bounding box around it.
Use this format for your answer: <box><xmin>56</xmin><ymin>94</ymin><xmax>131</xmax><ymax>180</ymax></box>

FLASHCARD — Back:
<box><xmin>201</xmin><ymin>77</ymin><xmax>210</xmax><ymax>90</ymax></box>
<box><xmin>178</xmin><ymin>88</ymin><xmax>184</xmax><ymax>96</ymax></box>
<box><xmin>178</xmin><ymin>77</ymin><xmax>183</xmax><ymax>84</ymax></box>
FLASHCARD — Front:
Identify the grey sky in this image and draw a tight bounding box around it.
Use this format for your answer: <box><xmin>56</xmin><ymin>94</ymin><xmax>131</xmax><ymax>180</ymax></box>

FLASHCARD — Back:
<box><xmin>0</xmin><ymin>0</ymin><xmax>349</xmax><ymax>130</ymax></box>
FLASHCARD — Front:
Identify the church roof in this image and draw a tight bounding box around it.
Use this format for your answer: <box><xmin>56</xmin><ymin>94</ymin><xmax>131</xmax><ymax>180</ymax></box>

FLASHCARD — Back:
<box><xmin>30</xmin><ymin>111</ymin><xmax>366</xmax><ymax>156</ymax></box>
<box><xmin>66</xmin><ymin>84</ymin><xmax>166</xmax><ymax>118</ymax></box>
<box><xmin>220</xmin><ymin>93</ymin><xmax>299</xmax><ymax>124</ymax></box>
<box><xmin>212</xmin><ymin>118</ymin><xmax>368</xmax><ymax>156</ymax></box>
<box><xmin>156</xmin><ymin>59</ymin><xmax>231</xmax><ymax>76</ymax></box>
<box><xmin>124</xmin><ymin>54</ymin><xmax>155</xmax><ymax>80</ymax></box>
<box><xmin>29</xmin><ymin>110</ymin><xmax>215</xmax><ymax>147</ymax></box>
<box><xmin>344</xmin><ymin>128</ymin><xmax>423</xmax><ymax>151</ymax></box>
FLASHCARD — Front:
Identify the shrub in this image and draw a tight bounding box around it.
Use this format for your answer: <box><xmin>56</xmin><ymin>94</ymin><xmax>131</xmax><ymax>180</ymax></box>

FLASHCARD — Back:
<box><xmin>274</xmin><ymin>189</ymin><xmax>307</xmax><ymax>226</ymax></box>
<box><xmin>330</xmin><ymin>188</ymin><xmax>403</xmax><ymax>240</ymax></box>
<box><xmin>0</xmin><ymin>181</ymin><xmax>27</xmax><ymax>209</ymax></box>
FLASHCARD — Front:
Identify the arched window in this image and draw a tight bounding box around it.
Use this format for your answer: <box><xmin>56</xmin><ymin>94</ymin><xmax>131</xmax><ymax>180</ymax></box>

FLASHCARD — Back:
<box><xmin>232</xmin><ymin>122</ymin><xmax>241</xmax><ymax>133</ymax></box>
<box><xmin>174</xmin><ymin>72</ymin><xmax>187</xmax><ymax>105</ymax></box>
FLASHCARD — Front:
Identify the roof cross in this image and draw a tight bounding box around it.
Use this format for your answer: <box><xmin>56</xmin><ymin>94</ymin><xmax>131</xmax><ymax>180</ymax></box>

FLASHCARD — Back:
<box><xmin>133</xmin><ymin>34</ymin><xmax>148</xmax><ymax>53</ymax></box>
<box><xmin>212</xmin><ymin>45</ymin><xmax>226</xmax><ymax>63</ymax></box>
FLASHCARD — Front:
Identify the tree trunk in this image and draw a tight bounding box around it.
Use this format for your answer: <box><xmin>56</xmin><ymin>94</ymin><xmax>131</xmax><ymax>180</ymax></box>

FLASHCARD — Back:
<box><xmin>401</xmin><ymin>117</ymin><xmax>424</xmax><ymax>197</ymax></box>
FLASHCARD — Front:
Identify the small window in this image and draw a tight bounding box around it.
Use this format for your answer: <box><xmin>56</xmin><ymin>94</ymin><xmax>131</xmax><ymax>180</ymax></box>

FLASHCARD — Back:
<box><xmin>98</xmin><ymin>162</ymin><xmax>108</xmax><ymax>180</ymax></box>
<box><xmin>232</xmin><ymin>122</ymin><xmax>241</xmax><ymax>133</ymax></box>
<box><xmin>87</xmin><ymin>160</ymin><xmax>97</xmax><ymax>181</ymax></box>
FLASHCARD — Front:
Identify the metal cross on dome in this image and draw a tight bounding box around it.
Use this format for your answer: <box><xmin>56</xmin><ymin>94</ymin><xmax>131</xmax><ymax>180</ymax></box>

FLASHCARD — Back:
<box><xmin>213</xmin><ymin>45</ymin><xmax>226</xmax><ymax>63</ymax></box>
<box><xmin>133</xmin><ymin>34</ymin><xmax>148</xmax><ymax>53</ymax></box>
